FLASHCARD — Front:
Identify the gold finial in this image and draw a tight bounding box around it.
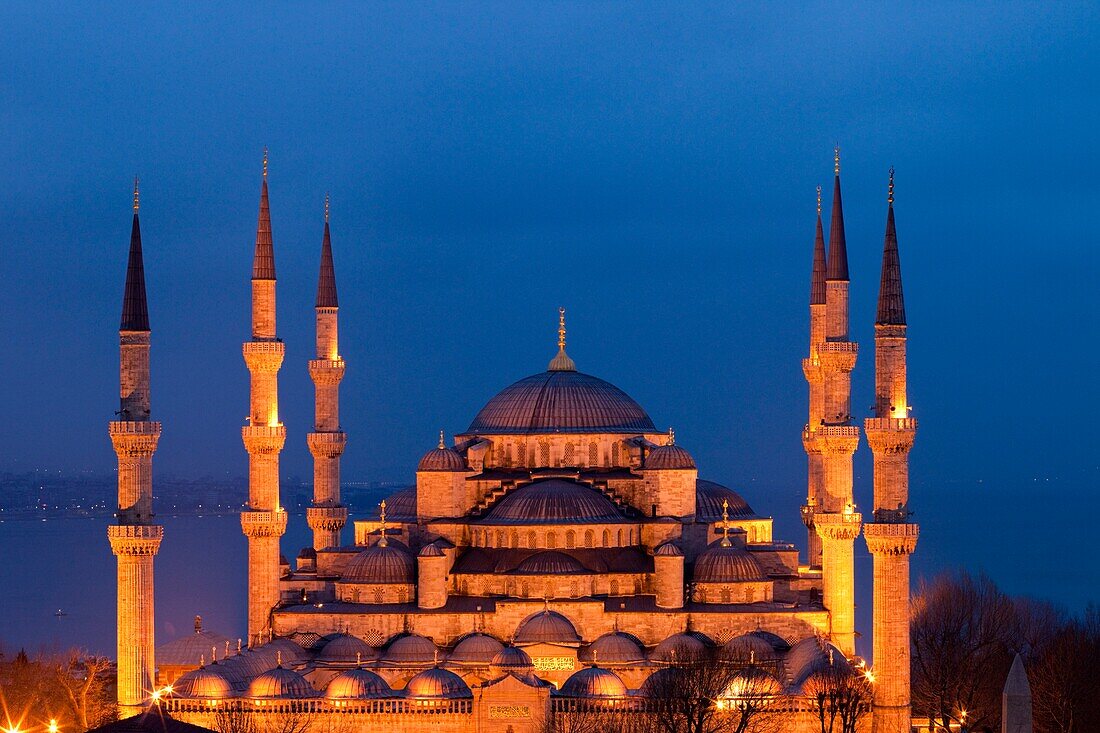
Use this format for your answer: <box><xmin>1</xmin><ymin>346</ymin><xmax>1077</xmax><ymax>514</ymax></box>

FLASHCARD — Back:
<box><xmin>888</xmin><ymin>167</ymin><xmax>895</xmax><ymax>206</ymax></box>
<box><xmin>439</xmin><ymin>430</ymin><xmax>446</xmax><ymax>449</ymax></box>
<box><xmin>133</xmin><ymin>177</ymin><xmax>140</xmax><ymax>212</ymax></box>
<box><xmin>721</xmin><ymin>499</ymin><xmax>731</xmax><ymax>547</ymax></box>
<box><xmin>324</xmin><ymin>192</ymin><xmax>330</xmax><ymax>223</ymax></box>
<box><xmin>750</xmin><ymin>648</ymin><xmax>755</xmax><ymax>665</ymax></box>
<box><xmin>378</xmin><ymin>499</ymin><xmax>388</xmax><ymax>546</ymax></box>
<box><xmin>212</xmin><ymin>646</ymin><xmax>217</xmax><ymax>662</ymax></box>
<box><xmin>237</xmin><ymin>638</ymin><xmax>242</xmax><ymax>653</ymax></box>
<box><xmin>558</xmin><ymin>307</ymin><xmax>567</xmax><ymax>350</ymax></box>
<box><xmin>200</xmin><ymin>653</ymin><xmax>205</xmax><ymax>667</ymax></box>
<box><xmin>225</xmin><ymin>640</ymin><xmax>231</xmax><ymax>658</ymax></box>
<box><xmin>816</xmin><ymin>185</ymin><xmax>821</xmax><ymax>216</ymax></box>
<box><xmin>668</xmin><ymin>427</ymin><xmax>675</xmax><ymax>445</ymax></box>
<box><xmin>356</xmin><ymin>651</ymin><xmax>362</xmax><ymax>667</ymax></box>
<box><xmin>834</xmin><ymin>145</ymin><xmax>840</xmax><ymax>175</ymax></box>
<box><xmin>433</xmin><ymin>649</ymin><xmax>440</xmax><ymax>666</ymax></box>
<box><xmin>276</xmin><ymin>650</ymin><xmax>282</xmax><ymax>667</ymax></box>
<box><xmin>592</xmin><ymin>649</ymin><xmax>599</xmax><ymax>667</ymax></box>
<box><xmin>263</xmin><ymin>148</ymin><xmax>268</xmax><ymax>178</ymax></box>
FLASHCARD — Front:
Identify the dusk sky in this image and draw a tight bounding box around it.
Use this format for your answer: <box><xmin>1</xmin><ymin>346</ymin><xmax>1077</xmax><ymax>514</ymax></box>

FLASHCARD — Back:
<box><xmin>1</xmin><ymin>4</ymin><xmax>1097</xmax><ymax>608</ymax></box>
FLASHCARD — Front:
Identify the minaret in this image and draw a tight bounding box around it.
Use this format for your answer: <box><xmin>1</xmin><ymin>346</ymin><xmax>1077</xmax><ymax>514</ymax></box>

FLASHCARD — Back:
<box><xmin>813</xmin><ymin>146</ymin><xmax>862</xmax><ymax>657</ymax></box>
<box><xmin>240</xmin><ymin>151</ymin><xmax>288</xmax><ymax>645</ymax></box>
<box><xmin>801</xmin><ymin>185</ymin><xmax>827</xmax><ymax>569</ymax></box>
<box><xmin>108</xmin><ymin>179</ymin><xmax>163</xmax><ymax>716</ymax></box>
<box><xmin>864</xmin><ymin>169</ymin><xmax>919</xmax><ymax>733</ymax></box>
<box><xmin>306</xmin><ymin>195</ymin><xmax>348</xmax><ymax>550</ymax></box>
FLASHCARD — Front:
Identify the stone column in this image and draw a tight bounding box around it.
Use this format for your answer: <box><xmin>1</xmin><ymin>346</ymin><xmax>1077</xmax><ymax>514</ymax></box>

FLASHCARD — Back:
<box><xmin>815</xmin><ymin>511</ymin><xmax>861</xmax><ymax>657</ymax></box>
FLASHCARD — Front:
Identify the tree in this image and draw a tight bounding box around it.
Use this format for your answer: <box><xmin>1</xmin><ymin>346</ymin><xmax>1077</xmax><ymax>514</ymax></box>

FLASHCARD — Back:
<box><xmin>639</xmin><ymin>647</ymin><xmax>780</xmax><ymax>733</ymax></box>
<box><xmin>1027</xmin><ymin>604</ymin><xmax>1100</xmax><ymax>733</ymax></box>
<box><xmin>0</xmin><ymin>647</ymin><xmax>116</xmax><ymax>732</ymax></box>
<box><xmin>804</xmin><ymin>662</ymin><xmax>871</xmax><ymax>733</ymax></box>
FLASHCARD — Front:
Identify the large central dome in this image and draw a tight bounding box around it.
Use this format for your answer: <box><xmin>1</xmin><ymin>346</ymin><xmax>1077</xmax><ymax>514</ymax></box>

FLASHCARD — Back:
<box><xmin>466</xmin><ymin>370</ymin><xmax>656</xmax><ymax>435</ymax></box>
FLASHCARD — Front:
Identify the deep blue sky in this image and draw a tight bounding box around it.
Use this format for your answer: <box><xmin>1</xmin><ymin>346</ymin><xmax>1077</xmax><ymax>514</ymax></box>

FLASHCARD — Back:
<box><xmin>1</xmin><ymin>4</ymin><xmax>1097</xmax><ymax>607</ymax></box>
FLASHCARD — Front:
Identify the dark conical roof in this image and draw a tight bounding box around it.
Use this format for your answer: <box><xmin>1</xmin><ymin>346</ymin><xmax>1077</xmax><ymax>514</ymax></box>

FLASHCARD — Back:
<box><xmin>252</xmin><ymin>176</ymin><xmax>275</xmax><ymax>280</ymax></box>
<box><xmin>826</xmin><ymin>173</ymin><xmax>849</xmax><ymax>281</ymax></box>
<box><xmin>810</xmin><ymin>208</ymin><xmax>827</xmax><ymax>305</ymax></box>
<box><xmin>121</xmin><ymin>213</ymin><xmax>150</xmax><ymax>331</ymax></box>
<box><xmin>876</xmin><ymin>201</ymin><xmax>906</xmax><ymax>325</ymax></box>
<box><xmin>316</xmin><ymin>221</ymin><xmax>338</xmax><ymax>307</ymax></box>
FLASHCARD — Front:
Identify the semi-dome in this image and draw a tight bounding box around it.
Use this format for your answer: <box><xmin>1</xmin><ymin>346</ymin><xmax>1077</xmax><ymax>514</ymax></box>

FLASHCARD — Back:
<box><xmin>173</xmin><ymin>664</ymin><xmax>234</xmax><ymax>699</ymax></box>
<box><xmin>318</xmin><ymin>634</ymin><xmax>379</xmax><ymax>665</ymax></box>
<box><xmin>786</xmin><ymin>637</ymin><xmax>850</xmax><ymax>688</ymax></box>
<box><xmin>490</xmin><ymin>645</ymin><xmax>535</xmax><ymax>677</ymax></box>
<box><xmin>325</xmin><ymin>668</ymin><xmax>391</xmax><ymax>699</ymax></box>
<box><xmin>560</xmin><ymin>666</ymin><xmax>628</xmax><ymax>697</ymax></box>
<box><xmin>693</xmin><ymin>542</ymin><xmax>767</xmax><ymax>584</ymax></box>
<box><xmin>654</xmin><ymin>542</ymin><xmax>683</xmax><ymax>557</ymax></box>
<box><xmin>404</xmin><ymin>667</ymin><xmax>472</xmax><ymax>699</ymax></box>
<box><xmin>650</xmin><ymin>633</ymin><xmax>709</xmax><ymax>663</ymax></box>
<box><xmin>696</xmin><ymin>480</ymin><xmax>757</xmax><ymax>522</ymax></box>
<box><xmin>515</xmin><ymin>551</ymin><xmax>588</xmax><ymax>575</ymax></box>
<box><xmin>418</xmin><ymin>543</ymin><xmax>445</xmax><ymax>557</ymax></box>
<box><xmin>645</xmin><ymin>443</ymin><xmax>696</xmax><ymax>470</ymax></box>
<box><xmin>342</xmin><ymin>543</ymin><xmax>415</xmax><ymax>584</ymax></box>
<box><xmin>246</xmin><ymin>666</ymin><xmax>317</xmax><ymax>699</ymax></box>
<box><xmin>466</xmin><ymin>370</ymin><xmax>656</xmax><ymax>435</ymax></box>
<box><xmin>156</xmin><ymin>617</ymin><xmax>232</xmax><ymax>667</ymax></box>
<box><xmin>381</xmin><ymin>486</ymin><xmax>417</xmax><ymax>522</ymax></box>
<box><xmin>383</xmin><ymin>634</ymin><xmax>440</xmax><ymax>665</ymax></box>
<box><xmin>448</xmin><ymin>634</ymin><xmax>505</xmax><ymax>665</ymax></box>
<box><xmin>579</xmin><ymin>633</ymin><xmax>646</xmax><ymax>665</ymax></box>
<box><xmin>723</xmin><ymin>632</ymin><xmax>784</xmax><ymax>663</ymax></box>
<box><xmin>479</xmin><ymin>479</ymin><xmax>626</xmax><ymax>525</ymax></box>
<box><xmin>514</xmin><ymin>610</ymin><xmax>582</xmax><ymax>645</ymax></box>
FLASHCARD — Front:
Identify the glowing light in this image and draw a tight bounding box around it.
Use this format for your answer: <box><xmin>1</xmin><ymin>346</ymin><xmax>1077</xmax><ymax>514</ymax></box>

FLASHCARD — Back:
<box><xmin>163</xmin><ymin>685</ymin><xmax>173</xmax><ymax>695</ymax></box>
<box><xmin>864</xmin><ymin>670</ymin><xmax>876</xmax><ymax>684</ymax></box>
<box><xmin>48</xmin><ymin>721</ymin><xmax>58</xmax><ymax>733</ymax></box>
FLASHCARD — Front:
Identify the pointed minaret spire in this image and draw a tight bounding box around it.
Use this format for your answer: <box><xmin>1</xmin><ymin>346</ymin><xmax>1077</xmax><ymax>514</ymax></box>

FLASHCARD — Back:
<box><xmin>252</xmin><ymin>150</ymin><xmax>275</xmax><ymax>280</ymax></box>
<box><xmin>121</xmin><ymin>178</ymin><xmax>150</xmax><ymax>331</ymax></box>
<box><xmin>876</xmin><ymin>167</ymin><xmax>906</xmax><ymax>326</ymax></box>
<box><xmin>548</xmin><ymin>306</ymin><xmax>577</xmax><ymax>371</ymax></box>
<box><xmin>316</xmin><ymin>198</ymin><xmax>339</xmax><ymax>308</ymax></box>
<box><xmin>810</xmin><ymin>185</ymin><xmax>827</xmax><ymax>306</ymax></box>
<box><xmin>826</xmin><ymin>145</ymin><xmax>849</xmax><ymax>281</ymax></box>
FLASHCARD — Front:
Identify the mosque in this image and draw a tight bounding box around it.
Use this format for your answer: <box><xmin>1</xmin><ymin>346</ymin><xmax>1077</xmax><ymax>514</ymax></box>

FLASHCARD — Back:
<box><xmin>107</xmin><ymin>150</ymin><xmax>919</xmax><ymax>732</ymax></box>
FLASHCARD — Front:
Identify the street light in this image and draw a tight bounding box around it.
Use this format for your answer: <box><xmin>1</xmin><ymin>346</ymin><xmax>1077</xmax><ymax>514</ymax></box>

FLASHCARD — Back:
<box><xmin>48</xmin><ymin>720</ymin><xmax>59</xmax><ymax>733</ymax></box>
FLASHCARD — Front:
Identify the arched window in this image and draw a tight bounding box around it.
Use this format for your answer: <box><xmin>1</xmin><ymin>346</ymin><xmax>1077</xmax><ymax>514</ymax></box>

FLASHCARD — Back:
<box><xmin>566</xmin><ymin>530</ymin><xmax>576</xmax><ymax>549</ymax></box>
<box><xmin>539</xmin><ymin>442</ymin><xmax>550</xmax><ymax>466</ymax></box>
<box><xmin>547</xmin><ymin>531</ymin><xmax>557</xmax><ymax>549</ymax></box>
<box><xmin>616</xmin><ymin>529</ymin><xmax>623</xmax><ymax>546</ymax></box>
<box><xmin>528</xmin><ymin>530</ymin><xmax>537</xmax><ymax>549</ymax></box>
<box><xmin>496</xmin><ymin>530</ymin><xmax>505</xmax><ymax>547</ymax></box>
<box><xmin>584</xmin><ymin>530</ymin><xmax>594</xmax><ymax>548</ymax></box>
<box><xmin>521</xmin><ymin>581</ymin><xmax>529</xmax><ymax>597</ymax></box>
<box><xmin>602</xmin><ymin>529</ymin><xmax>610</xmax><ymax>547</ymax></box>
<box><xmin>517</xmin><ymin>443</ymin><xmax>526</xmax><ymax>466</ymax></box>
<box><xmin>563</xmin><ymin>443</ymin><xmax>575</xmax><ymax>465</ymax></box>
<box><xmin>609</xmin><ymin>579</ymin><xmax>619</xmax><ymax>596</ymax></box>
<box><xmin>588</xmin><ymin>442</ymin><xmax>598</xmax><ymax>466</ymax></box>
<box><xmin>721</xmin><ymin>587</ymin><xmax>731</xmax><ymax>604</ymax></box>
<box><xmin>569</xmin><ymin>580</ymin><xmax>578</xmax><ymax>598</ymax></box>
<box><xmin>611</xmin><ymin>443</ymin><xmax>620</xmax><ymax>466</ymax></box>
<box><xmin>353</xmin><ymin>589</ymin><xmax>361</xmax><ymax>603</ymax></box>
<box><xmin>372</xmin><ymin>588</ymin><xmax>383</xmax><ymax>604</ymax></box>
<box><xmin>510</xmin><ymin>531</ymin><xmax>519</xmax><ymax>549</ymax></box>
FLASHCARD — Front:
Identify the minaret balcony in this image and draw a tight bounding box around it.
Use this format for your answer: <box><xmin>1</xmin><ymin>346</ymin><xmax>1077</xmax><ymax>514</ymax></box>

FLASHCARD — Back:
<box><xmin>307</xmin><ymin>506</ymin><xmax>348</xmax><ymax>532</ymax></box>
<box><xmin>308</xmin><ymin>358</ymin><xmax>346</xmax><ymax>385</ymax></box>
<box><xmin>242</xmin><ymin>341</ymin><xmax>286</xmax><ymax>372</ymax></box>
<box><xmin>801</xmin><ymin>357</ymin><xmax>823</xmax><ymax>383</ymax></box>
<box><xmin>242</xmin><ymin>424</ymin><xmax>287</xmax><ymax>454</ymax></box>
<box><xmin>241</xmin><ymin>509</ymin><xmax>289</xmax><ymax>538</ymax></box>
<box><xmin>814</xmin><ymin>511</ymin><xmax>862</xmax><ymax>542</ymax></box>
<box><xmin>307</xmin><ymin>431</ymin><xmax>347</xmax><ymax>458</ymax></box>
<box><xmin>864</xmin><ymin>417</ymin><xmax>917</xmax><ymax>432</ymax></box>
<box><xmin>864</xmin><ymin>522</ymin><xmax>919</xmax><ymax>556</ymax></box>
<box><xmin>107</xmin><ymin>524</ymin><xmax>164</xmax><ymax>555</ymax></box>
<box><xmin>817</xmin><ymin>341</ymin><xmax>858</xmax><ymax>373</ymax></box>
<box><xmin>109</xmin><ymin>421</ymin><xmax>162</xmax><ymax>456</ymax></box>
<box><xmin>864</xmin><ymin>418</ymin><xmax>916</xmax><ymax>454</ymax></box>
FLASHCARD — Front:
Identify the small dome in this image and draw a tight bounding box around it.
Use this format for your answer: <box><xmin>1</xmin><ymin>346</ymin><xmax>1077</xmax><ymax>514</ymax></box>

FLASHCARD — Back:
<box><xmin>449</xmin><ymin>634</ymin><xmax>505</xmax><ymax>666</ymax></box>
<box><xmin>418</xmin><ymin>543</ymin><xmax>445</xmax><ymax>557</ymax></box>
<box><xmin>696</xmin><ymin>480</ymin><xmax>757</xmax><ymax>521</ymax></box>
<box><xmin>418</xmin><ymin>446</ymin><xmax>466</xmax><ymax>472</ymax></box>
<box><xmin>722</xmin><ymin>666</ymin><xmax>782</xmax><ymax>700</ymax></box>
<box><xmin>640</xmin><ymin>667</ymin><xmax>677</xmax><ymax>695</ymax></box>
<box><xmin>247</xmin><ymin>666</ymin><xmax>317</xmax><ymax>699</ymax></box>
<box><xmin>693</xmin><ymin>542</ymin><xmax>767</xmax><ymax>584</ymax></box>
<box><xmin>561</xmin><ymin>666</ymin><xmax>628</xmax><ymax>698</ymax></box>
<box><xmin>514</xmin><ymin>610</ymin><xmax>582</xmax><ymax>645</ymax></box>
<box><xmin>579</xmin><ymin>633</ymin><xmax>645</xmax><ymax>665</ymax></box>
<box><xmin>383</xmin><ymin>634</ymin><xmax>440</xmax><ymax>665</ymax></box>
<box><xmin>156</xmin><ymin>625</ymin><xmax>232</xmax><ymax>667</ymax></box>
<box><xmin>325</xmin><ymin>668</ymin><xmax>391</xmax><ymax>700</ymax></box>
<box><xmin>173</xmin><ymin>665</ymin><xmax>234</xmax><ymax>699</ymax></box>
<box><xmin>650</xmin><ymin>633</ymin><xmax>709</xmax><ymax>663</ymax></box>
<box><xmin>490</xmin><ymin>646</ymin><xmax>534</xmax><ymax>677</ymax></box>
<box><xmin>515</xmin><ymin>551</ymin><xmax>587</xmax><ymax>575</ymax></box>
<box><xmin>343</xmin><ymin>543</ymin><xmax>415</xmax><ymax>584</ymax></box>
<box><xmin>404</xmin><ymin>667</ymin><xmax>472</xmax><ymax>699</ymax></box>
<box><xmin>646</xmin><ymin>444</ymin><xmax>696</xmax><ymax>470</ymax></box>
<box><xmin>318</xmin><ymin>634</ymin><xmax>378</xmax><ymax>665</ymax></box>
<box><xmin>480</xmin><ymin>478</ymin><xmax>625</xmax><ymax>525</ymax></box>
<box><xmin>297</xmin><ymin>547</ymin><xmax>317</xmax><ymax>560</ymax></box>
<box><xmin>654</xmin><ymin>542</ymin><xmax>683</xmax><ymax>557</ymax></box>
